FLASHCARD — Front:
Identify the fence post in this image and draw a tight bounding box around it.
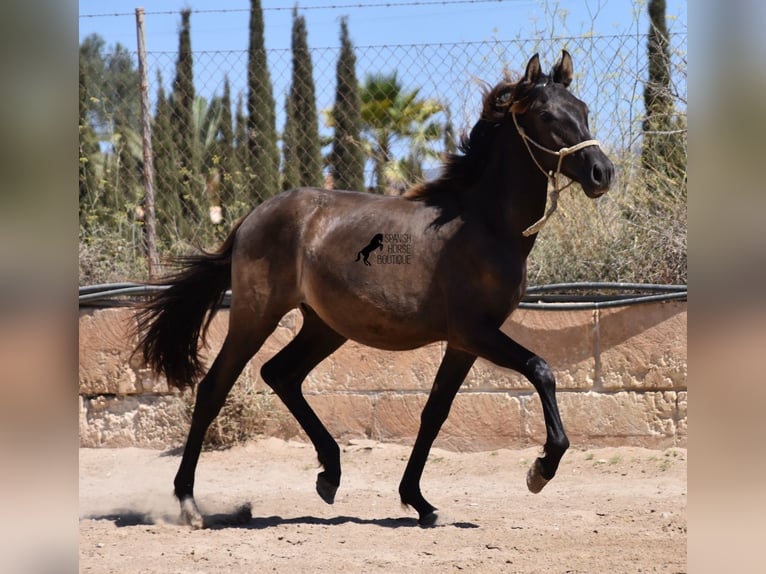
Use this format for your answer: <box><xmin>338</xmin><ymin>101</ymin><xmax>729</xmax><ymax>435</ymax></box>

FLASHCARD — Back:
<box><xmin>135</xmin><ymin>7</ymin><xmax>159</xmax><ymax>278</ymax></box>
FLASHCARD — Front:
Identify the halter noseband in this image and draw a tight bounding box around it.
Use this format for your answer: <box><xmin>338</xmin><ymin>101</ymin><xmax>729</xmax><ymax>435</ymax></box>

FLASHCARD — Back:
<box><xmin>511</xmin><ymin>111</ymin><xmax>602</xmax><ymax>236</ymax></box>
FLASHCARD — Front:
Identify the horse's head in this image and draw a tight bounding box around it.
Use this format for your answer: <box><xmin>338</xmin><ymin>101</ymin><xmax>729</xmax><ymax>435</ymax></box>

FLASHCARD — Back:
<box><xmin>489</xmin><ymin>51</ymin><xmax>614</xmax><ymax>198</ymax></box>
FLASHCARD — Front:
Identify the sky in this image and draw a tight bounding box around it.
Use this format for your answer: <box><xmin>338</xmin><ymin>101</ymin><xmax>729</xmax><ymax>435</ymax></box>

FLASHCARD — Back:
<box><xmin>79</xmin><ymin>0</ymin><xmax>686</xmax><ymax>51</ymax></box>
<box><xmin>79</xmin><ymin>0</ymin><xmax>686</xmax><ymax>56</ymax></box>
<box><xmin>78</xmin><ymin>0</ymin><xmax>687</xmax><ymax>107</ymax></box>
<box><xmin>78</xmin><ymin>0</ymin><xmax>687</xmax><ymax>162</ymax></box>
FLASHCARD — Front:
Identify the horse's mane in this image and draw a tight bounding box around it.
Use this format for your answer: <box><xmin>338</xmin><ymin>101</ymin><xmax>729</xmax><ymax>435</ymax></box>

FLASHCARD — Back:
<box><xmin>403</xmin><ymin>74</ymin><xmax>538</xmax><ymax>202</ymax></box>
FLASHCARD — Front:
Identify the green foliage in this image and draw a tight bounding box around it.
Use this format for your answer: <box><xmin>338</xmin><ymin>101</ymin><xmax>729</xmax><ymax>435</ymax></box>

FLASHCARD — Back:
<box><xmin>79</xmin><ymin>58</ymin><xmax>100</xmax><ymax>219</ymax></box>
<box><xmin>79</xmin><ymin>34</ymin><xmax>141</xmax><ymax>137</ymax></box>
<box><xmin>329</xmin><ymin>17</ymin><xmax>365</xmax><ymax>192</ymax></box>
<box><xmin>79</xmin><ymin>220</ymin><xmax>149</xmax><ymax>286</ymax></box>
<box><xmin>78</xmin><ymin>33</ymin><xmax>143</xmax><ymax>232</ymax></box>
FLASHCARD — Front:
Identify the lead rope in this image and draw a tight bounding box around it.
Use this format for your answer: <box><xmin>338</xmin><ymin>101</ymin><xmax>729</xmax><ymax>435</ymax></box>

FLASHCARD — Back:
<box><xmin>511</xmin><ymin>112</ymin><xmax>602</xmax><ymax>237</ymax></box>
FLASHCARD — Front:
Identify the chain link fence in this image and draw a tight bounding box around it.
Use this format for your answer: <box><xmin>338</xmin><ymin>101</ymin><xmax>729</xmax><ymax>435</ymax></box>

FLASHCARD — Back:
<box><xmin>78</xmin><ymin>11</ymin><xmax>686</xmax><ymax>285</ymax></box>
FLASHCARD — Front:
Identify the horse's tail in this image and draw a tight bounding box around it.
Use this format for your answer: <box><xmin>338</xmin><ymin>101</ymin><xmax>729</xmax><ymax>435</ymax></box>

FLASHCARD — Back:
<box><xmin>355</xmin><ymin>251</ymin><xmax>362</xmax><ymax>262</ymax></box>
<box><xmin>134</xmin><ymin>217</ymin><xmax>246</xmax><ymax>390</ymax></box>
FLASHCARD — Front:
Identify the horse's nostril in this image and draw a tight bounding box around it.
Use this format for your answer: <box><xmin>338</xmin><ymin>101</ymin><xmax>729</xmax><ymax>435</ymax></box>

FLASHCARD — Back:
<box><xmin>591</xmin><ymin>164</ymin><xmax>603</xmax><ymax>185</ymax></box>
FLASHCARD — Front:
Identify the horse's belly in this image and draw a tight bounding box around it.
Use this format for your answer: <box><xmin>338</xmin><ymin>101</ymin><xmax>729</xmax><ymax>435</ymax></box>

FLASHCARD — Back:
<box><xmin>326</xmin><ymin>313</ymin><xmax>440</xmax><ymax>351</ymax></box>
<box><xmin>303</xmin><ymin>278</ymin><xmax>444</xmax><ymax>351</ymax></box>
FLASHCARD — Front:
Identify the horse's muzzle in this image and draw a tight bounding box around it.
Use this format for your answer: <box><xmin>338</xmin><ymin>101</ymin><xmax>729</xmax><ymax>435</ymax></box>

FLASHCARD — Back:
<box><xmin>583</xmin><ymin>154</ymin><xmax>614</xmax><ymax>197</ymax></box>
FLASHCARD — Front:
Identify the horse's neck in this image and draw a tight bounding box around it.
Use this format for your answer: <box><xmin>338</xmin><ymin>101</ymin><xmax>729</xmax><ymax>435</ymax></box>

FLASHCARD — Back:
<box><xmin>476</xmin><ymin>139</ymin><xmax>549</xmax><ymax>243</ymax></box>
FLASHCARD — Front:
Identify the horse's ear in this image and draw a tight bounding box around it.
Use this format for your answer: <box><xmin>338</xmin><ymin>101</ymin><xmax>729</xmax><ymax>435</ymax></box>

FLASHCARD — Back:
<box><xmin>521</xmin><ymin>53</ymin><xmax>542</xmax><ymax>86</ymax></box>
<box><xmin>510</xmin><ymin>53</ymin><xmax>542</xmax><ymax>114</ymax></box>
<box><xmin>552</xmin><ymin>49</ymin><xmax>573</xmax><ymax>87</ymax></box>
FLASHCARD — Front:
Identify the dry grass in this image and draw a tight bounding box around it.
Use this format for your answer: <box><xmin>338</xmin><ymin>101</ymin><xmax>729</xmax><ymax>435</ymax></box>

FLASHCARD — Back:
<box><xmin>181</xmin><ymin>367</ymin><xmax>290</xmax><ymax>450</ymax></box>
<box><xmin>528</xmin><ymin>152</ymin><xmax>686</xmax><ymax>286</ymax></box>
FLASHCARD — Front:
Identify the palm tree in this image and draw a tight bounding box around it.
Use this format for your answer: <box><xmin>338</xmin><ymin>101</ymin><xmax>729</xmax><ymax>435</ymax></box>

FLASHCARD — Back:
<box><xmin>359</xmin><ymin>73</ymin><xmax>443</xmax><ymax>194</ymax></box>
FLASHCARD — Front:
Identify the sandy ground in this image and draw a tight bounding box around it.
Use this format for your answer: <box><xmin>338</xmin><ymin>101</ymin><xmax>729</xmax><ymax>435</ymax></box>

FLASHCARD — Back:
<box><xmin>79</xmin><ymin>438</ymin><xmax>686</xmax><ymax>573</ymax></box>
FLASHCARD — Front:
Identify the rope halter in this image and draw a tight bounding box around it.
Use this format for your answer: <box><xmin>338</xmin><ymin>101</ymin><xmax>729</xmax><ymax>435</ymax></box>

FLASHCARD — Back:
<box><xmin>511</xmin><ymin>112</ymin><xmax>602</xmax><ymax>236</ymax></box>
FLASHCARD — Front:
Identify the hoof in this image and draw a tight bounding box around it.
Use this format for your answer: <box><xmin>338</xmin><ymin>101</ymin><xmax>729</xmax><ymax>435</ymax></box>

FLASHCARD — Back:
<box><xmin>316</xmin><ymin>474</ymin><xmax>338</xmax><ymax>505</ymax></box>
<box><xmin>179</xmin><ymin>497</ymin><xmax>204</xmax><ymax>529</ymax></box>
<box><xmin>526</xmin><ymin>458</ymin><xmax>550</xmax><ymax>494</ymax></box>
<box><xmin>418</xmin><ymin>510</ymin><xmax>439</xmax><ymax>527</ymax></box>
<box><xmin>234</xmin><ymin>503</ymin><xmax>253</xmax><ymax>525</ymax></box>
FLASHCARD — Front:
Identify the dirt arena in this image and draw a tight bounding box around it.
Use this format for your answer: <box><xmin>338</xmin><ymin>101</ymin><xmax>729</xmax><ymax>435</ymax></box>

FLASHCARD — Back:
<box><xmin>79</xmin><ymin>438</ymin><xmax>686</xmax><ymax>573</ymax></box>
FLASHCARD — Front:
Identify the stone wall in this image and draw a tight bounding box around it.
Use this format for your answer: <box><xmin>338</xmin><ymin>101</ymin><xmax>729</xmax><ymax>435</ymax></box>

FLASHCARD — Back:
<box><xmin>79</xmin><ymin>301</ymin><xmax>686</xmax><ymax>451</ymax></box>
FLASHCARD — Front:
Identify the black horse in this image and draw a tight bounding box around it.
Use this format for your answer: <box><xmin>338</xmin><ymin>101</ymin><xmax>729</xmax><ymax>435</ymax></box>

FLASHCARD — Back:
<box><xmin>355</xmin><ymin>233</ymin><xmax>384</xmax><ymax>265</ymax></box>
<box><xmin>136</xmin><ymin>51</ymin><xmax>613</xmax><ymax>528</ymax></box>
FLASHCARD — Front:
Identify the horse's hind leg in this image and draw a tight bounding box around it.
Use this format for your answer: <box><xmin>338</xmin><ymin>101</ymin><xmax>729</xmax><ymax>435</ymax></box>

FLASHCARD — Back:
<box><xmin>399</xmin><ymin>347</ymin><xmax>476</xmax><ymax>525</ymax></box>
<box><xmin>260</xmin><ymin>306</ymin><xmax>347</xmax><ymax>504</ymax></box>
<box><xmin>174</xmin><ymin>318</ymin><xmax>280</xmax><ymax>528</ymax></box>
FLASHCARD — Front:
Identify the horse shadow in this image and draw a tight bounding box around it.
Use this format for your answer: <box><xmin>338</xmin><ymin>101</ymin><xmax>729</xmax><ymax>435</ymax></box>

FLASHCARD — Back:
<box><xmin>84</xmin><ymin>504</ymin><xmax>479</xmax><ymax>530</ymax></box>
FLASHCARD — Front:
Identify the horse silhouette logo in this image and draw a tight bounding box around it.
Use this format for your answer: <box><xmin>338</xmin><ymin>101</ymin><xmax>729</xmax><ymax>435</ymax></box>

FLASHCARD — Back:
<box><xmin>355</xmin><ymin>233</ymin><xmax>384</xmax><ymax>266</ymax></box>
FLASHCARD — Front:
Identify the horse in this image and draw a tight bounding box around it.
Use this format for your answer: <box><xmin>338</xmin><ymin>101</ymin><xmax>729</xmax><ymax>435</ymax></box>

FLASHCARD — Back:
<box><xmin>135</xmin><ymin>50</ymin><xmax>614</xmax><ymax>528</ymax></box>
<box><xmin>355</xmin><ymin>233</ymin><xmax>384</xmax><ymax>265</ymax></box>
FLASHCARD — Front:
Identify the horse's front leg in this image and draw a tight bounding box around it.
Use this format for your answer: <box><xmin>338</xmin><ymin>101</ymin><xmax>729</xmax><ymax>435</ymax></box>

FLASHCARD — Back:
<box><xmin>459</xmin><ymin>328</ymin><xmax>569</xmax><ymax>492</ymax></box>
<box><xmin>522</xmin><ymin>354</ymin><xmax>570</xmax><ymax>492</ymax></box>
<box><xmin>399</xmin><ymin>347</ymin><xmax>476</xmax><ymax>525</ymax></box>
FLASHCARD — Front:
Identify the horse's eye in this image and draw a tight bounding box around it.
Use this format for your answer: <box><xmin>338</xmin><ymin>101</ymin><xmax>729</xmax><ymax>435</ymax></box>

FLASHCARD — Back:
<box><xmin>495</xmin><ymin>91</ymin><xmax>512</xmax><ymax>107</ymax></box>
<box><xmin>540</xmin><ymin>111</ymin><xmax>554</xmax><ymax>122</ymax></box>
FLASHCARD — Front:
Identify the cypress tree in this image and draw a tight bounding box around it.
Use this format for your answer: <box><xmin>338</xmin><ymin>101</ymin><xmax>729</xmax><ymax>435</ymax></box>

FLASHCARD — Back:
<box><xmin>114</xmin><ymin>116</ymin><xmax>141</xmax><ymax>215</ymax></box>
<box><xmin>233</xmin><ymin>93</ymin><xmax>248</xmax><ymax>184</ymax></box>
<box><xmin>152</xmin><ymin>71</ymin><xmax>182</xmax><ymax>240</ymax></box>
<box><xmin>282</xmin><ymin>7</ymin><xmax>323</xmax><ymax>190</ymax></box>
<box><xmin>281</xmin><ymin>94</ymin><xmax>301</xmax><ymax>191</ymax></box>
<box><xmin>217</xmin><ymin>77</ymin><xmax>236</xmax><ymax>219</ymax></box>
<box><xmin>232</xmin><ymin>93</ymin><xmax>250</xmax><ymax>216</ymax></box>
<box><xmin>642</xmin><ymin>0</ymin><xmax>685</xmax><ymax>197</ymax></box>
<box><xmin>170</xmin><ymin>8</ymin><xmax>201</xmax><ymax>229</ymax></box>
<box><xmin>330</xmin><ymin>17</ymin><xmax>364</xmax><ymax>192</ymax></box>
<box><xmin>246</xmin><ymin>0</ymin><xmax>280</xmax><ymax>201</ymax></box>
